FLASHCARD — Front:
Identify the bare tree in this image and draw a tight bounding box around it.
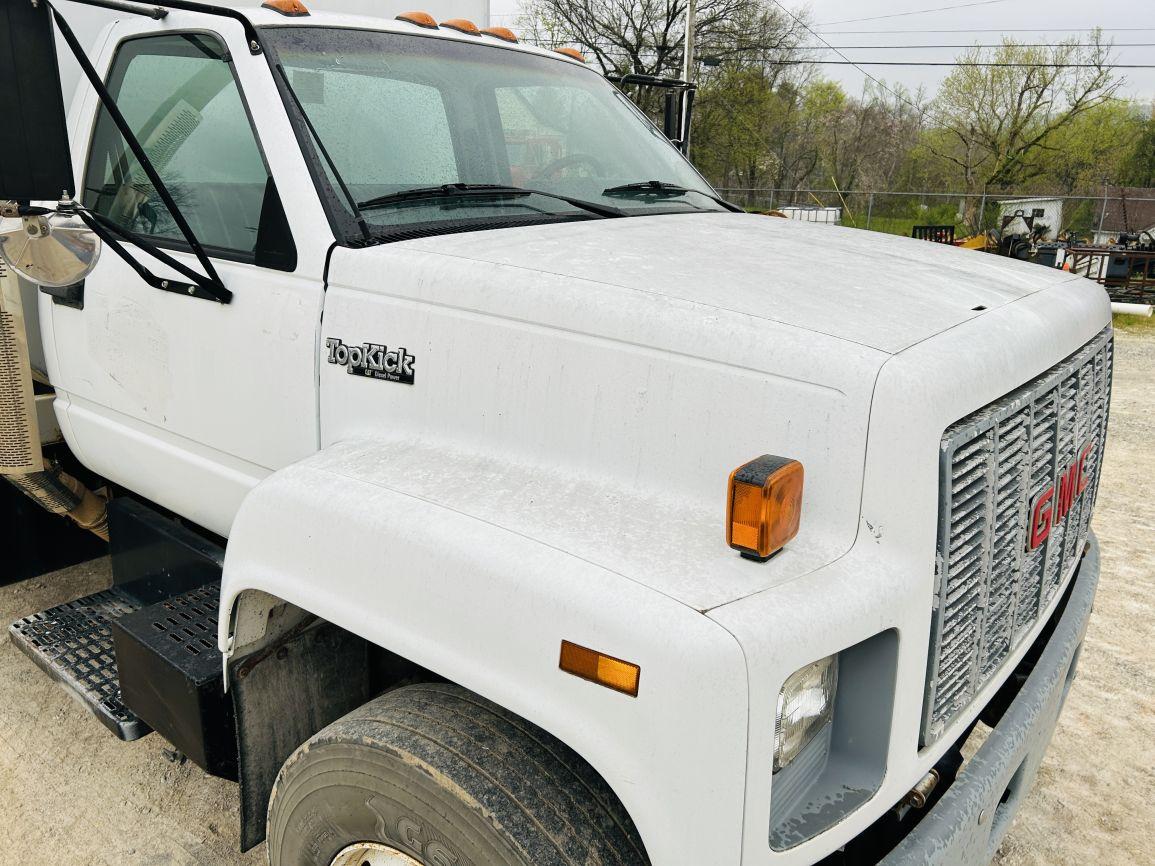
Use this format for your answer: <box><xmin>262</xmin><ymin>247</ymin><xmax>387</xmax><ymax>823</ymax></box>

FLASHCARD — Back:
<box><xmin>520</xmin><ymin>0</ymin><xmax>808</xmax><ymax>80</ymax></box>
<box><xmin>822</xmin><ymin>82</ymin><xmax>928</xmax><ymax>192</ymax></box>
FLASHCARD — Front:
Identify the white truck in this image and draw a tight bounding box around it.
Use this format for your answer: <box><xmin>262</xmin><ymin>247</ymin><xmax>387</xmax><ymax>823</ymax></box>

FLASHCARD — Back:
<box><xmin>0</xmin><ymin>0</ymin><xmax>1112</xmax><ymax>864</ymax></box>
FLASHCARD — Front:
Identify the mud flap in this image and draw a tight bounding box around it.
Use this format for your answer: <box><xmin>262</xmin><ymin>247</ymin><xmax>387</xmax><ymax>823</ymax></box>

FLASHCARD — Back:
<box><xmin>231</xmin><ymin>620</ymin><xmax>372</xmax><ymax>851</ymax></box>
<box><xmin>0</xmin><ymin>0</ymin><xmax>74</xmax><ymax>200</ymax></box>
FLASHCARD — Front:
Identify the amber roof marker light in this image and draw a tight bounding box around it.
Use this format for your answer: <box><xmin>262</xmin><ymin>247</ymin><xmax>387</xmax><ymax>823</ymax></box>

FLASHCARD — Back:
<box><xmin>481</xmin><ymin>26</ymin><xmax>519</xmax><ymax>43</ymax></box>
<box><xmin>261</xmin><ymin>0</ymin><xmax>310</xmax><ymax>16</ymax></box>
<box><xmin>555</xmin><ymin>47</ymin><xmax>587</xmax><ymax>62</ymax></box>
<box><xmin>727</xmin><ymin>455</ymin><xmax>804</xmax><ymax>562</ymax></box>
<box><xmin>441</xmin><ymin>18</ymin><xmax>482</xmax><ymax>35</ymax></box>
<box><xmin>395</xmin><ymin>11</ymin><xmax>439</xmax><ymax>28</ymax></box>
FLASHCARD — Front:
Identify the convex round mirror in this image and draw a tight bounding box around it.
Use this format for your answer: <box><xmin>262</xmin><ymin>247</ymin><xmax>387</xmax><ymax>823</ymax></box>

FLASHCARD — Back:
<box><xmin>0</xmin><ymin>209</ymin><xmax>101</xmax><ymax>288</ymax></box>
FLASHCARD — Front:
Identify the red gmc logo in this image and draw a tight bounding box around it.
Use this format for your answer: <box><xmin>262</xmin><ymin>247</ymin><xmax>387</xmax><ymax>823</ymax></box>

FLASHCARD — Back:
<box><xmin>1028</xmin><ymin>441</ymin><xmax>1094</xmax><ymax>550</ymax></box>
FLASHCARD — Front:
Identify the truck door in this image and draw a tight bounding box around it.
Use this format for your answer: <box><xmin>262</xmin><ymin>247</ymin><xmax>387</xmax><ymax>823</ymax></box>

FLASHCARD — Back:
<box><xmin>47</xmin><ymin>29</ymin><xmax>329</xmax><ymax>536</ymax></box>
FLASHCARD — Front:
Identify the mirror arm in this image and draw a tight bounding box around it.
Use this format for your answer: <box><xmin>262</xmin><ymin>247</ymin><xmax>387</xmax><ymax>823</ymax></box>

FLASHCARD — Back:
<box><xmin>47</xmin><ymin>1</ymin><xmax>230</xmax><ymax>303</ymax></box>
<box><xmin>76</xmin><ymin>209</ymin><xmax>233</xmax><ymax>303</ymax></box>
<box><xmin>0</xmin><ymin>202</ymin><xmax>52</xmax><ymax>219</ymax></box>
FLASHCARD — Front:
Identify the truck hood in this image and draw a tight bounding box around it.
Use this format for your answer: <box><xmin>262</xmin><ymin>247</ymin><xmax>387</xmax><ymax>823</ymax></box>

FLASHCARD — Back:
<box><xmin>391</xmin><ymin>211</ymin><xmax>1079</xmax><ymax>353</ymax></box>
<box><xmin>320</xmin><ymin>213</ymin><xmax>1081</xmax><ymax>611</ymax></box>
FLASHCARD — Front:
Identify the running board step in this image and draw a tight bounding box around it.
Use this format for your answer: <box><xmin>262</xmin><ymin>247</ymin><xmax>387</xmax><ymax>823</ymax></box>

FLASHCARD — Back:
<box><xmin>8</xmin><ymin>497</ymin><xmax>227</xmax><ymax>746</ymax></box>
<box><xmin>9</xmin><ymin>587</ymin><xmax>151</xmax><ymax>740</ymax></box>
<box><xmin>110</xmin><ymin>581</ymin><xmax>236</xmax><ymax>780</ymax></box>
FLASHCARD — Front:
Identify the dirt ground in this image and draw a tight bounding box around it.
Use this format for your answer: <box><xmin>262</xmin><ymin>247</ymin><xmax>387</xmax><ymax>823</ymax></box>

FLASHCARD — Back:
<box><xmin>991</xmin><ymin>320</ymin><xmax>1155</xmax><ymax>866</ymax></box>
<box><xmin>0</xmin><ymin>326</ymin><xmax>1152</xmax><ymax>866</ymax></box>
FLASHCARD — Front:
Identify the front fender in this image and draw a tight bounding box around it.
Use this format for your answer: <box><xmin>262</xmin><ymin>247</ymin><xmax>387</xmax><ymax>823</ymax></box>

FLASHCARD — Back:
<box><xmin>219</xmin><ymin>438</ymin><xmax>750</xmax><ymax>866</ymax></box>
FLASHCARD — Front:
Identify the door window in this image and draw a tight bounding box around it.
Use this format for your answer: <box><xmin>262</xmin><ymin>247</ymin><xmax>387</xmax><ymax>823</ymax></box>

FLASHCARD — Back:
<box><xmin>83</xmin><ymin>33</ymin><xmax>278</xmax><ymax>261</ymax></box>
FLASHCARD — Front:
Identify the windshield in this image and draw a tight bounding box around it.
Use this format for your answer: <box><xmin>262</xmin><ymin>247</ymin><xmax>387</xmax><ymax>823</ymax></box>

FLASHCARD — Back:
<box><xmin>263</xmin><ymin>27</ymin><xmax>725</xmax><ymax>240</ymax></box>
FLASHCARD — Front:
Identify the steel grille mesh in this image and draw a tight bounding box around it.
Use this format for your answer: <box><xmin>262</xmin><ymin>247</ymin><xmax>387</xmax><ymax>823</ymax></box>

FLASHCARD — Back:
<box><xmin>1</xmin><ymin>260</ymin><xmax>38</xmax><ymax>472</ymax></box>
<box><xmin>0</xmin><ymin>309</ymin><xmax>36</xmax><ymax>471</ymax></box>
<box><xmin>923</xmin><ymin>327</ymin><xmax>1113</xmax><ymax>744</ymax></box>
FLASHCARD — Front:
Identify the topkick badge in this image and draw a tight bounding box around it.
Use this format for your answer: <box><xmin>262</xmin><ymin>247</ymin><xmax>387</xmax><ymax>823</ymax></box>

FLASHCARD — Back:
<box><xmin>325</xmin><ymin>337</ymin><xmax>416</xmax><ymax>385</ymax></box>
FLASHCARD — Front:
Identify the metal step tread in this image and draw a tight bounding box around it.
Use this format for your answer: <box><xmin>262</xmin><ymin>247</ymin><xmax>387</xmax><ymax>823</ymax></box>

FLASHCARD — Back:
<box><xmin>9</xmin><ymin>586</ymin><xmax>151</xmax><ymax>741</ymax></box>
<box><xmin>112</xmin><ymin>581</ymin><xmax>223</xmax><ymax>684</ymax></box>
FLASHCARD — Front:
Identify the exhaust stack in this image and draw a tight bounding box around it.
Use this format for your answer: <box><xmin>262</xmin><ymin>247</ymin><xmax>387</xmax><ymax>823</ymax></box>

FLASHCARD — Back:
<box><xmin>0</xmin><ymin>258</ymin><xmax>108</xmax><ymax>540</ymax></box>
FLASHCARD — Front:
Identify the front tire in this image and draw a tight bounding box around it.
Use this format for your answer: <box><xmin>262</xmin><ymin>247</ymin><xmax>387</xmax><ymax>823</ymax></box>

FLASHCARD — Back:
<box><xmin>267</xmin><ymin>683</ymin><xmax>650</xmax><ymax>866</ymax></box>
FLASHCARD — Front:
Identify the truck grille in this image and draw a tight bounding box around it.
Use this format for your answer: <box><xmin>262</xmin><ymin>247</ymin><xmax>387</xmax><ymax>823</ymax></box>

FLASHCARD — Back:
<box><xmin>923</xmin><ymin>327</ymin><xmax>1113</xmax><ymax>745</ymax></box>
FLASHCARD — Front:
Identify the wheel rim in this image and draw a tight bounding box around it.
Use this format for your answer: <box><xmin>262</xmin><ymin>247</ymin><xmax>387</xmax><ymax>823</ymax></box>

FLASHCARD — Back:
<box><xmin>329</xmin><ymin>842</ymin><xmax>423</xmax><ymax>866</ymax></box>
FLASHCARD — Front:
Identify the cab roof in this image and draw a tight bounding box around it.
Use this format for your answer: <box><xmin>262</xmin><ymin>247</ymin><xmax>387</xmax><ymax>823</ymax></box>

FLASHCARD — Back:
<box><xmin>239</xmin><ymin>5</ymin><xmax>587</xmax><ymax>66</ymax></box>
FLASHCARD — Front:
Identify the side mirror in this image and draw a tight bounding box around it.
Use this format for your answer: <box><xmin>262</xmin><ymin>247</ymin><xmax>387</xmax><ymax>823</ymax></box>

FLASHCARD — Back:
<box><xmin>0</xmin><ymin>205</ymin><xmax>101</xmax><ymax>288</ymax></box>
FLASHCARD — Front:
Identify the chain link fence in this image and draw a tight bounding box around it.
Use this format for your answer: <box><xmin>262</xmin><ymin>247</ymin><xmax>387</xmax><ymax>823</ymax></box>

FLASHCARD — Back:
<box><xmin>713</xmin><ymin>188</ymin><xmax>1155</xmax><ymax>245</ymax></box>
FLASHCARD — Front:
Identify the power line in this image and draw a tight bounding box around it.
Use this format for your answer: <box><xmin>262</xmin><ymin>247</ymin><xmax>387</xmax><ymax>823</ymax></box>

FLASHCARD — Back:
<box><xmin>580</xmin><ymin>47</ymin><xmax>1146</xmax><ymax>68</ymax></box>
<box><xmin>816</xmin><ymin>28</ymin><xmax>1155</xmax><ymax>34</ymax></box>
<box><xmin>767</xmin><ymin>0</ymin><xmax>930</xmax><ymax>119</ymax></box>
<box><xmin>535</xmin><ymin>41</ymin><xmax>1144</xmax><ymax>70</ymax></box>
<box><xmin>796</xmin><ymin>60</ymin><xmax>1152</xmax><ymax>68</ymax></box>
<box><xmin>824</xmin><ymin>43</ymin><xmax>1155</xmax><ymax>49</ymax></box>
<box><xmin>818</xmin><ymin>0</ymin><xmax>1012</xmax><ymax>27</ymax></box>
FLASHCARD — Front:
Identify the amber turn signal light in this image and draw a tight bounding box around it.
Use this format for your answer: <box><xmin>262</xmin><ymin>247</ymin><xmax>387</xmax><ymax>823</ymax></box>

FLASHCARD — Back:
<box><xmin>727</xmin><ymin>455</ymin><xmax>804</xmax><ymax>561</ymax></box>
<box><xmin>559</xmin><ymin>641</ymin><xmax>640</xmax><ymax>697</ymax></box>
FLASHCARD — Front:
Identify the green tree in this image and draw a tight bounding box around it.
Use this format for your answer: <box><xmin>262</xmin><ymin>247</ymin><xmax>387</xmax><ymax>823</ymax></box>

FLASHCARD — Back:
<box><xmin>1044</xmin><ymin>100</ymin><xmax>1146</xmax><ymax>194</ymax></box>
<box><xmin>690</xmin><ymin>66</ymin><xmax>786</xmax><ymax>195</ymax></box>
<box><xmin>811</xmin><ymin>81</ymin><xmax>927</xmax><ymax>193</ymax></box>
<box><xmin>928</xmin><ymin>32</ymin><xmax>1121</xmax><ymax>222</ymax></box>
<box><xmin>1118</xmin><ymin>113</ymin><xmax>1155</xmax><ymax>187</ymax></box>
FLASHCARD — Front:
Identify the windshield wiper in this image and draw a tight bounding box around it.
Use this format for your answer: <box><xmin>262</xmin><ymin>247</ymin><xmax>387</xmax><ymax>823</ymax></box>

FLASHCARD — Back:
<box><xmin>357</xmin><ymin>184</ymin><xmax>624</xmax><ymax>219</ymax></box>
<box><xmin>603</xmin><ymin>180</ymin><xmax>690</xmax><ymax>196</ymax></box>
<box><xmin>602</xmin><ymin>180</ymin><xmax>744</xmax><ymax>212</ymax></box>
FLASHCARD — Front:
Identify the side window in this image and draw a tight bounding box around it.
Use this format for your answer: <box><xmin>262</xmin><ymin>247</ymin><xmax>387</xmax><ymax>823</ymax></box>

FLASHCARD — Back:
<box><xmin>83</xmin><ymin>33</ymin><xmax>281</xmax><ymax>261</ymax></box>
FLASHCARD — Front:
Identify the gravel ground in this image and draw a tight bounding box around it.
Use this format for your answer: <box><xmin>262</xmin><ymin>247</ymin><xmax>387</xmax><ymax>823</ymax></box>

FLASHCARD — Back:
<box><xmin>0</xmin><ymin>558</ymin><xmax>265</xmax><ymax>865</ymax></box>
<box><xmin>0</xmin><ymin>328</ymin><xmax>1151</xmax><ymax>866</ymax></box>
<box><xmin>992</xmin><ymin>323</ymin><xmax>1155</xmax><ymax>866</ymax></box>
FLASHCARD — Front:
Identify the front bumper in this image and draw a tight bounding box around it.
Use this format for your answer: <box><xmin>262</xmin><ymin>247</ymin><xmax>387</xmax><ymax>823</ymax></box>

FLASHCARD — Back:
<box><xmin>883</xmin><ymin>534</ymin><xmax>1100</xmax><ymax>865</ymax></box>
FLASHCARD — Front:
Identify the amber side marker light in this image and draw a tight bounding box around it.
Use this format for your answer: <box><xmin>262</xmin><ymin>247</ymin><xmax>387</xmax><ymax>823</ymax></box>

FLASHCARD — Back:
<box><xmin>559</xmin><ymin>641</ymin><xmax>640</xmax><ymax>697</ymax></box>
<box><xmin>261</xmin><ymin>0</ymin><xmax>310</xmax><ymax>16</ymax></box>
<box><xmin>441</xmin><ymin>18</ymin><xmax>481</xmax><ymax>35</ymax></box>
<box><xmin>727</xmin><ymin>455</ymin><xmax>804</xmax><ymax>561</ymax></box>
<box><xmin>555</xmin><ymin>47</ymin><xmax>587</xmax><ymax>62</ymax></box>
<box><xmin>396</xmin><ymin>11</ymin><xmax>439</xmax><ymax>28</ymax></box>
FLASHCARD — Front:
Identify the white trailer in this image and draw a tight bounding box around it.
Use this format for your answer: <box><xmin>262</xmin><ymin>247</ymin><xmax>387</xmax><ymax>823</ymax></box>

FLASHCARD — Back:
<box><xmin>997</xmin><ymin>196</ymin><xmax>1063</xmax><ymax>241</ymax></box>
<box><xmin>778</xmin><ymin>204</ymin><xmax>842</xmax><ymax>224</ymax></box>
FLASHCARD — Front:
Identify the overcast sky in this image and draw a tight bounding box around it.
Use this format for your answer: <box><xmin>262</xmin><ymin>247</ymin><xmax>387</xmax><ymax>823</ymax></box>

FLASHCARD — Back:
<box><xmin>489</xmin><ymin>0</ymin><xmax>1155</xmax><ymax>105</ymax></box>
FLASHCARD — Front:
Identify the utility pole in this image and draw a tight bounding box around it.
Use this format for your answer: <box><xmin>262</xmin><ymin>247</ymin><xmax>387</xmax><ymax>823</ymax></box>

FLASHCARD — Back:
<box><xmin>682</xmin><ymin>0</ymin><xmax>696</xmax><ymax>84</ymax></box>
<box><xmin>1097</xmin><ymin>180</ymin><xmax>1109</xmax><ymax>240</ymax></box>
<box><xmin>681</xmin><ymin>0</ymin><xmax>697</xmax><ymax>152</ymax></box>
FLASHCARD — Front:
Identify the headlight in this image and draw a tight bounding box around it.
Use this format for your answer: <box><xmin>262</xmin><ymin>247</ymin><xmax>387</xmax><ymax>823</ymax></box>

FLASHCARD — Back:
<box><xmin>774</xmin><ymin>654</ymin><xmax>838</xmax><ymax>773</ymax></box>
